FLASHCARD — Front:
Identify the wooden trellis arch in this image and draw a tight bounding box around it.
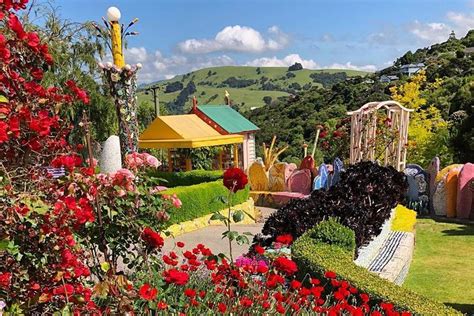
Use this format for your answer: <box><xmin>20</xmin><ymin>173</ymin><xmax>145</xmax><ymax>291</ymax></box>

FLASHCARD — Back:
<box><xmin>347</xmin><ymin>101</ymin><xmax>414</xmax><ymax>171</ymax></box>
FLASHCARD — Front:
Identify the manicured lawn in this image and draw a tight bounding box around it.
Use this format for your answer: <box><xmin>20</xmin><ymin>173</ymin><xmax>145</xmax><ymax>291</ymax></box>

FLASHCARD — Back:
<box><xmin>404</xmin><ymin>218</ymin><xmax>474</xmax><ymax>313</ymax></box>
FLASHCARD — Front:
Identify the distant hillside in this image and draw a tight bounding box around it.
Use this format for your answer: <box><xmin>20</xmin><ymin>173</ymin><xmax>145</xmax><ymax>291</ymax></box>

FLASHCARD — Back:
<box><xmin>137</xmin><ymin>66</ymin><xmax>369</xmax><ymax>113</ymax></box>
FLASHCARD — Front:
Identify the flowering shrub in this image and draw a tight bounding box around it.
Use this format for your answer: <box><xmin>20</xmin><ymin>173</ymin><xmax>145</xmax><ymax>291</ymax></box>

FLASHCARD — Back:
<box><xmin>127</xmin><ymin>241</ymin><xmax>413</xmax><ymax>315</ymax></box>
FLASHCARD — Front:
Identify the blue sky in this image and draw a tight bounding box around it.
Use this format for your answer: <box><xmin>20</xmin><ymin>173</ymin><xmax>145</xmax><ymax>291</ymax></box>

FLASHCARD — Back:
<box><xmin>54</xmin><ymin>0</ymin><xmax>474</xmax><ymax>82</ymax></box>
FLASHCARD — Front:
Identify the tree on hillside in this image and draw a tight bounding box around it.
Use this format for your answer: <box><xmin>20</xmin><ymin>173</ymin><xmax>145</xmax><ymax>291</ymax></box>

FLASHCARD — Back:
<box><xmin>288</xmin><ymin>62</ymin><xmax>303</xmax><ymax>71</ymax></box>
<box><xmin>390</xmin><ymin>70</ymin><xmax>453</xmax><ymax>166</ymax></box>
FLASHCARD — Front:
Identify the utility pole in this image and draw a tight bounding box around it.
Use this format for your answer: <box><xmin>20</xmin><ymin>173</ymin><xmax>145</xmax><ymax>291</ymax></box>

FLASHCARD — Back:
<box><xmin>146</xmin><ymin>86</ymin><xmax>160</xmax><ymax>117</ymax></box>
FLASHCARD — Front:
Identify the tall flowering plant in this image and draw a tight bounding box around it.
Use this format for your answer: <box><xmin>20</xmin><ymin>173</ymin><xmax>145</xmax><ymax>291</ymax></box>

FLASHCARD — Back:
<box><xmin>210</xmin><ymin>167</ymin><xmax>250</xmax><ymax>262</ymax></box>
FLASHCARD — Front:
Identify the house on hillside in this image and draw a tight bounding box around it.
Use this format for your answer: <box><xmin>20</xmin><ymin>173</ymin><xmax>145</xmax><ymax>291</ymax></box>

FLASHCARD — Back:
<box><xmin>379</xmin><ymin>75</ymin><xmax>399</xmax><ymax>83</ymax></box>
<box><xmin>400</xmin><ymin>63</ymin><xmax>425</xmax><ymax>76</ymax></box>
<box><xmin>464</xmin><ymin>47</ymin><xmax>474</xmax><ymax>55</ymax></box>
<box><xmin>190</xmin><ymin>97</ymin><xmax>259</xmax><ymax>171</ymax></box>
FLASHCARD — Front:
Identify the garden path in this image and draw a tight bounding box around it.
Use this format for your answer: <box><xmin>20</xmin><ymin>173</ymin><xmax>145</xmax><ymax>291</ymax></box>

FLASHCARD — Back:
<box><xmin>163</xmin><ymin>207</ymin><xmax>276</xmax><ymax>257</ymax></box>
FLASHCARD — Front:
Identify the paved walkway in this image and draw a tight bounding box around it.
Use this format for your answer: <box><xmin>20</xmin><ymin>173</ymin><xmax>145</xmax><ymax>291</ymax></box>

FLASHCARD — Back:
<box><xmin>163</xmin><ymin>207</ymin><xmax>276</xmax><ymax>257</ymax></box>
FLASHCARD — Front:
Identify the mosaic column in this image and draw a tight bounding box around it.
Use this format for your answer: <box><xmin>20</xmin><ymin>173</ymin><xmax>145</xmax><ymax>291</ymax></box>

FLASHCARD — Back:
<box><xmin>100</xmin><ymin>63</ymin><xmax>142</xmax><ymax>157</ymax></box>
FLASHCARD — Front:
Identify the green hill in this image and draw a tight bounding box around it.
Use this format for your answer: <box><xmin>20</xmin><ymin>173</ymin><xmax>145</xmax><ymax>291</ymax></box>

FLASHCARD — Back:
<box><xmin>137</xmin><ymin>66</ymin><xmax>369</xmax><ymax>113</ymax></box>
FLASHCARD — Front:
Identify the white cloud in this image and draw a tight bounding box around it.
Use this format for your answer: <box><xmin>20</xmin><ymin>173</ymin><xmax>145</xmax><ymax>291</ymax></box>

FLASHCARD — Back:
<box><xmin>177</xmin><ymin>25</ymin><xmax>289</xmax><ymax>54</ymax></box>
<box><xmin>245</xmin><ymin>53</ymin><xmax>319</xmax><ymax>69</ymax></box>
<box><xmin>410</xmin><ymin>10</ymin><xmax>474</xmax><ymax>44</ymax></box>
<box><xmin>323</xmin><ymin>62</ymin><xmax>377</xmax><ymax>72</ymax></box>
<box><xmin>103</xmin><ymin>47</ymin><xmax>235</xmax><ymax>83</ymax></box>
<box><xmin>410</xmin><ymin>21</ymin><xmax>451</xmax><ymax>44</ymax></box>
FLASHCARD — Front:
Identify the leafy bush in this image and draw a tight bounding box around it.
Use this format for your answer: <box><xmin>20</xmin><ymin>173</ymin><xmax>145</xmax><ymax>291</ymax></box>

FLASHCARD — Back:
<box><xmin>160</xmin><ymin>180</ymin><xmax>249</xmax><ymax>226</ymax></box>
<box><xmin>164</xmin><ymin>81</ymin><xmax>183</xmax><ymax>93</ymax></box>
<box><xmin>288</xmin><ymin>62</ymin><xmax>303</xmax><ymax>71</ymax></box>
<box><xmin>149</xmin><ymin>170</ymin><xmax>223</xmax><ymax>187</ymax></box>
<box><xmin>309</xmin><ymin>218</ymin><xmax>355</xmax><ymax>253</ymax></box>
<box><xmin>292</xmin><ymin>227</ymin><xmax>459</xmax><ymax>315</ymax></box>
<box><xmin>222</xmin><ymin>76</ymin><xmax>256</xmax><ymax>88</ymax></box>
<box><xmin>255</xmin><ymin>161</ymin><xmax>407</xmax><ymax>250</ymax></box>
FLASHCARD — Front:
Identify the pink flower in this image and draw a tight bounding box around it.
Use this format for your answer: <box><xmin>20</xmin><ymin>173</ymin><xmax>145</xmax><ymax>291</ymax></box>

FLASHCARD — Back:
<box><xmin>171</xmin><ymin>194</ymin><xmax>182</xmax><ymax>208</ymax></box>
<box><xmin>143</xmin><ymin>153</ymin><xmax>160</xmax><ymax>168</ymax></box>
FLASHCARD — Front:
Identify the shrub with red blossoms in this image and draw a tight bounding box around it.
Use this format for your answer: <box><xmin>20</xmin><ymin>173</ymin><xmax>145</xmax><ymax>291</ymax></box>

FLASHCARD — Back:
<box><xmin>141</xmin><ymin>227</ymin><xmax>164</xmax><ymax>250</ymax></box>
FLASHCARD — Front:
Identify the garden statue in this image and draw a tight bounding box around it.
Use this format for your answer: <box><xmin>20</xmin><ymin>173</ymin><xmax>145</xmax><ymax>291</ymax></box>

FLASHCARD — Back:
<box><xmin>457</xmin><ymin>163</ymin><xmax>474</xmax><ymax>219</ymax></box>
<box><xmin>329</xmin><ymin>157</ymin><xmax>344</xmax><ymax>187</ymax></box>
<box><xmin>94</xmin><ymin>7</ymin><xmax>140</xmax><ymax>158</ymax></box>
<box><xmin>427</xmin><ymin>157</ymin><xmax>440</xmax><ymax>213</ymax></box>
<box><xmin>248</xmin><ymin>159</ymin><xmax>269</xmax><ymax>191</ymax></box>
<box><xmin>288</xmin><ymin>169</ymin><xmax>312</xmax><ymax>195</ymax></box>
<box><xmin>284</xmin><ymin>163</ymin><xmax>297</xmax><ymax>190</ymax></box>
<box><xmin>446</xmin><ymin>168</ymin><xmax>461</xmax><ymax>218</ymax></box>
<box><xmin>268</xmin><ymin>162</ymin><xmax>287</xmax><ymax>192</ymax></box>
<box><xmin>432</xmin><ymin>164</ymin><xmax>463</xmax><ymax>216</ymax></box>
<box><xmin>404</xmin><ymin>164</ymin><xmax>429</xmax><ymax>213</ymax></box>
<box><xmin>313</xmin><ymin>163</ymin><xmax>328</xmax><ymax>191</ymax></box>
<box><xmin>99</xmin><ymin>135</ymin><xmax>122</xmax><ymax>173</ymax></box>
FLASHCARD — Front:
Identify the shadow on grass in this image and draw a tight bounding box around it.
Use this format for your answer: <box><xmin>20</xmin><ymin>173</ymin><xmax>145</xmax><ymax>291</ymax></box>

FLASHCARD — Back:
<box><xmin>418</xmin><ymin>215</ymin><xmax>474</xmax><ymax>236</ymax></box>
<box><xmin>445</xmin><ymin>303</ymin><xmax>474</xmax><ymax>314</ymax></box>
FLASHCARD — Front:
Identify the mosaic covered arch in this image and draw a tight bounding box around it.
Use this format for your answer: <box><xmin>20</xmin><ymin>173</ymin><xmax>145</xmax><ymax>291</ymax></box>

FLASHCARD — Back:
<box><xmin>347</xmin><ymin>101</ymin><xmax>413</xmax><ymax>171</ymax></box>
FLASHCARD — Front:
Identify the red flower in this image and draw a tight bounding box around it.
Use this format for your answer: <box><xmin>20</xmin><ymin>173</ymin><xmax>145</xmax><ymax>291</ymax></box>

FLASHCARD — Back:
<box><xmin>141</xmin><ymin>227</ymin><xmax>164</xmax><ymax>250</ymax></box>
<box><xmin>274</xmin><ymin>256</ymin><xmax>298</xmax><ymax>276</ymax></box>
<box><xmin>0</xmin><ymin>121</ymin><xmax>9</xmax><ymax>143</ymax></box>
<box><xmin>0</xmin><ymin>272</ymin><xmax>11</xmax><ymax>288</ymax></box>
<box><xmin>290</xmin><ymin>279</ymin><xmax>301</xmax><ymax>289</ymax></box>
<box><xmin>254</xmin><ymin>244</ymin><xmax>265</xmax><ymax>254</ymax></box>
<box><xmin>184</xmin><ymin>288</ymin><xmax>196</xmax><ymax>298</ymax></box>
<box><xmin>276</xmin><ymin>303</ymin><xmax>286</xmax><ymax>314</ymax></box>
<box><xmin>276</xmin><ymin>234</ymin><xmax>293</xmax><ymax>245</ymax></box>
<box><xmin>157</xmin><ymin>301</ymin><xmax>168</xmax><ymax>310</ymax></box>
<box><xmin>163</xmin><ymin>268</ymin><xmax>189</xmax><ymax>286</ymax></box>
<box><xmin>223</xmin><ymin>167</ymin><xmax>248</xmax><ymax>192</ymax></box>
<box><xmin>325</xmin><ymin>271</ymin><xmax>337</xmax><ymax>279</ymax></box>
<box><xmin>239</xmin><ymin>296</ymin><xmax>253</xmax><ymax>307</ymax></box>
<box><xmin>218</xmin><ymin>302</ymin><xmax>227</xmax><ymax>313</ymax></box>
<box><xmin>8</xmin><ymin>14</ymin><xmax>26</xmax><ymax>40</ymax></box>
<box><xmin>360</xmin><ymin>293</ymin><xmax>370</xmax><ymax>303</ymax></box>
<box><xmin>139</xmin><ymin>283</ymin><xmax>157</xmax><ymax>301</ymax></box>
<box><xmin>177</xmin><ymin>241</ymin><xmax>185</xmax><ymax>248</ymax></box>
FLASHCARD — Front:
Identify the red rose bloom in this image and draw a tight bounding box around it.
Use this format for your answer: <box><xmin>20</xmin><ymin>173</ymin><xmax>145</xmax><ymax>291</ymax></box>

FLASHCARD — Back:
<box><xmin>218</xmin><ymin>302</ymin><xmax>227</xmax><ymax>313</ymax></box>
<box><xmin>324</xmin><ymin>271</ymin><xmax>337</xmax><ymax>279</ymax></box>
<box><xmin>141</xmin><ymin>227</ymin><xmax>164</xmax><ymax>250</ymax></box>
<box><xmin>274</xmin><ymin>256</ymin><xmax>298</xmax><ymax>276</ymax></box>
<box><xmin>139</xmin><ymin>283</ymin><xmax>157</xmax><ymax>301</ymax></box>
<box><xmin>184</xmin><ymin>288</ymin><xmax>196</xmax><ymax>298</ymax></box>
<box><xmin>254</xmin><ymin>244</ymin><xmax>265</xmax><ymax>254</ymax></box>
<box><xmin>275</xmin><ymin>234</ymin><xmax>293</xmax><ymax>245</ymax></box>
<box><xmin>0</xmin><ymin>272</ymin><xmax>11</xmax><ymax>288</ymax></box>
<box><xmin>163</xmin><ymin>268</ymin><xmax>189</xmax><ymax>286</ymax></box>
<box><xmin>223</xmin><ymin>167</ymin><xmax>248</xmax><ymax>193</ymax></box>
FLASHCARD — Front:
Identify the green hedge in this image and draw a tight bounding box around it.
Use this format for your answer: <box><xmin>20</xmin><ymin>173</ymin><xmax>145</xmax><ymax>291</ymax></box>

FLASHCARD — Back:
<box><xmin>309</xmin><ymin>218</ymin><xmax>356</xmax><ymax>253</ymax></box>
<box><xmin>150</xmin><ymin>170</ymin><xmax>223</xmax><ymax>187</ymax></box>
<box><xmin>292</xmin><ymin>223</ymin><xmax>460</xmax><ymax>316</ymax></box>
<box><xmin>160</xmin><ymin>180</ymin><xmax>249</xmax><ymax>226</ymax></box>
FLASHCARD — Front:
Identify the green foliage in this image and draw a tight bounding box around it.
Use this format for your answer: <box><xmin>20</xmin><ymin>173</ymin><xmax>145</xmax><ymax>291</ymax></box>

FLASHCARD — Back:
<box><xmin>149</xmin><ymin>170</ymin><xmax>223</xmax><ymax>187</ymax></box>
<box><xmin>25</xmin><ymin>4</ymin><xmax>117</xmax><ymax>143</ymax></box>
<box><xmin>292</xmin><ymin>227</ymin><xmax>460</xmax><ymax>315</ymax></box>
<box><xmin>309</xmin><ymin>218</ymin><xmax>355</xmax><ymax>253</ymax></box>
<box><xmin>159</xmin><ymin>180</ymin><xmax>249</xmax><ymax>226</ymax></box>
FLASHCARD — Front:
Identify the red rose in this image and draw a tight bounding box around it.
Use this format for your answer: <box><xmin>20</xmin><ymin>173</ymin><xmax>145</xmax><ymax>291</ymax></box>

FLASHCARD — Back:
<box><xmin>274</xmin><ymin>256</ymin><xmax>298</xmax><ymax>276</ymax></box>
<box><xmin>0</xmin><ymin>272</ymin><xmax>11</xmax><ymax>288</ymax></box>
<box><xmin>163</xmin><ymin>268</ymin><xmax>189</xmax><ymax>286</ymax></box>
<box><xmin>324</xmin><ymin>271</ymin><xmax>337</xmax><ymax>279</ymax></box>
<box><xmin>177</xmin><ymin>241</ymin><xmax>185</xmax><ymax>248</ymax></box>
<box><xmin>141</xmin><ymin>227</ymin><xmax>164</xmax><ymax>250</ymax></box>
<box><xmin>275</xmin><ymin>234</ymin><xmax>293</xmax><ymax>245</ymax></box>
<box><xmin>218</xmin><ymin>302</ymin><xmax>227</xmax><ymax>313</ymax></box>
<box><xmin>139</xmin><ymin>283</ymin><xmax>157</xmax><ymax>301</ymax></box>
<box><xmin>223</xmin><ymin>167</ymin><xmax>248</xmax><ymax>193</ymax></box>
<box><xmin>157</xmin><ymin>301</ymin><xmax>168</xmax><ymax>310</ymax></box>
<box><xmin>184</xmin><ymin>288</ymin><xmax>196</xmax><ymax>298</ymax></box>
<box><xmin>254</xmin><ymin>244</ymin><xmax>265</xmax><ymax>254</ymax></box>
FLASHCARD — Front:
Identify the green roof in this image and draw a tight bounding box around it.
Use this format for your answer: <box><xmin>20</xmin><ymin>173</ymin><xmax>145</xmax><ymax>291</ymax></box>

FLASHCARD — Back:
<box><xmin>198</xmin><ymin>105</ymin><xmax>259</xmax><ymax>133</ymax></box>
